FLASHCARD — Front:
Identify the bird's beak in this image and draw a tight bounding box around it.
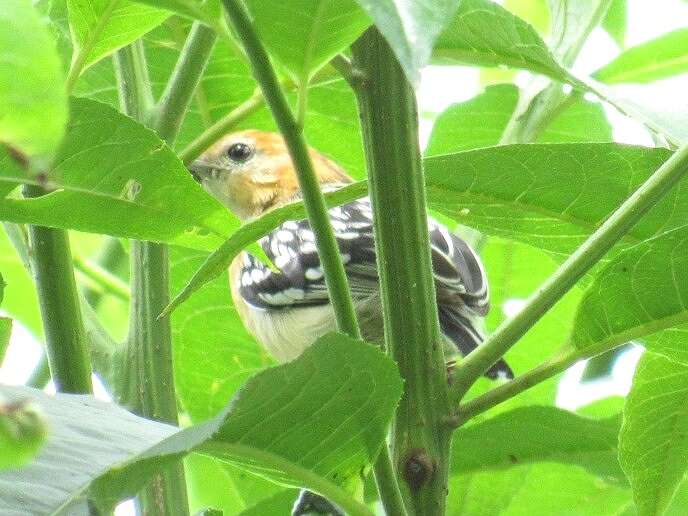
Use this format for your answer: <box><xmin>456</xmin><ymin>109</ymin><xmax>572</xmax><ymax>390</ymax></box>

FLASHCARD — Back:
<box><xmin>187</xmin><ymin>160</ymin><xmax>214</xmax><ymax>183</ymax></box>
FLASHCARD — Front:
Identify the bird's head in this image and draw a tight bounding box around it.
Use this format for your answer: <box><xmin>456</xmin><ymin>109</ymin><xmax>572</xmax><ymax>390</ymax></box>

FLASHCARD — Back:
<box><xmin>188</xmin><ymin>130</ymin><xmax>351</xmax><ymax>220</ymax></box>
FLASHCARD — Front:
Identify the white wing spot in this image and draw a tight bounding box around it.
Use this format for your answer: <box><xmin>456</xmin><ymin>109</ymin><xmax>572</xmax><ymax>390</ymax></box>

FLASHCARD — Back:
<box><xmin>301</xmin><ymin>242</ymin><xmax>317</xmax><ymax>254</ymax></box>
<box><xmin>305</xmin><ymin>267</ymin><xmax>324</xmax><ymax>280</ymax></box>
<box><xmin>277</xmin><ymin>230</ymin><xmax>295</xmax><ymax>242</ymax></box>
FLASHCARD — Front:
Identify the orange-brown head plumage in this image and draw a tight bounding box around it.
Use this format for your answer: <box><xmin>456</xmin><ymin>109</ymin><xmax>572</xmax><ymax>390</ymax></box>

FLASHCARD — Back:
<box><xmin>189</xmin><ymin>130</ymin><xmax>351</xmax><ymax>220</ymax></box>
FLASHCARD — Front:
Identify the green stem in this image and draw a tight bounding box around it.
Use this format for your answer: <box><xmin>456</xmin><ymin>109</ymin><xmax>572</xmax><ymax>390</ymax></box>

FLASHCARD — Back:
<box><xmin>26</xmin><ymin>354</ymin><xmax>51</xmax><ymax>389</ymax></box>
<box><xmin>73</xmin><ymin>254</ymin><xmax>130</xmax><ymax>302</ymax></box>
<box><xmin>112</xmin><ymin>41</ymin><xmax>155</xmax><ymax>121</ymax></box>
<box><xmin>352</xmin><ymin>28</ymin><xmax>449</xmax><ymax>515</ymax></box>
<box><xmin>23</xmin><ymin>185</ymin><xmax>92</xmax><ymax>394</ymax></box>
<box><xmin>451</xmin><ymin>336</ymin><xmax>634</xmax><ymax>426</ymax></box>
<box><xmin>149</xmin><ymin>22</ymin><xmax>217</xmax><ymax>143</ymax></box>
<box><xmin>83</xmin><ymin>237</ymin><xmax>127</xmax><ymax>307</ymax></box>
<box><xmin>450</xmin><ymin>141</ymin><xmax>688</xmax><ymax>404</ymax></box>
<box><xmin>179</xmin><ymin>90</ymin><xmax>265</xmax><ymax>164</ymax></box>
<box><xmin>65</xmin><ymin>0</ymin><xmax>121</xmax><ymax>94</ymax></box>
<box><xmin>220</xmin><ymin>3</ymin><xmax>406</xmax><ymax>512</ymax></box>
<box><xmin>115</xmin><ymin>24</ymin><xmax>214</xmax><ymax>515</ymax></box>
<box><xmin>221</xmin><ymin>0</ymin><xmax>360</xmax><ymax>337</ymax></box>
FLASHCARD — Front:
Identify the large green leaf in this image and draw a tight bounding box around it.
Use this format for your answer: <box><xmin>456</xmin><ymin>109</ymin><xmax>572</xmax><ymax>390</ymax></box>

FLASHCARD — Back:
<box><xmin>425</xmin><ymin>84</ymin><xmax>611</xmax><ymax>155</ymax></box>
<box><xmin>354</xmin><ymin>0</ymin><xmax>461</xmax><ymax>84</ymax></box>
<box><xmin>448</xmin><ymin>463</ymin><xmax>632</xmax><ymax>516</ymax></box>
<box><xmin>571</xmin><ymin>226</ymin><xmax>688</xmax><ymax>363</ymax></box>
<box><xmin>0</xmin><ymin>97</ymin><xmax>235</xmax><ymax>251</ymax></box>
<box><xmin>0</xmin><ymin>0</ymin><xmax>68</xmax><ymax>158</ymax></box>
<box><xmin>66</xmin><ymin>0</ymin><xmax>170</xmax><ymax>75</ymax></box>
<box><xmin>0</xmin><ymin>227</ymin><xmax>43</xmax><ymax>337</ymax></box>
<box><xmin>128</xmin><ymin>0</ymin><xmax>220</xmax><ymax>24</ymax></box>
<box><xmin>594</xmin><ymin>29</ymin><xmax>688</xmax><ymax>84</ymax></box>
<box><xmin>92</xmin><ymin>334</ymin><xmax>401</xmax><ymax>515</ymax></box>
<box><xmin>0</xmin><ymin>384</ymin><xmax>176</xmax><ymax>514</ymax></box>
<box><xmin>0</xmin><ymin>394</ymin><xmax>47</xmax><ymax>471</ymax></box>
<box><xmin>424</xmin><ymin>144</ymin><xmax>674</xmax><ymax>258</ymax></box>
<box><xmin>0</xmin><ymin>317</ymin><xmax>11</xmax><ymax>364</ymax></box>
<box><xmin>237</xmin><ymin>490</ymin><xmax>298</xmax><ymax>515</ymax></box>
<box><xmin>170</xmin><ymin>246</ymin><xmax>270</xmax><ymax>422</ymax></box>
<box><xmin>601</xmin><ymin>0</ymin><xmax>626</xmax><ymax>48</ymax></box>
<box><xmin>451</xmin><ymin>406</ymin><xmax>625</xmax><ymax>483</ymax></box>
<box><xmin>185</xmin><ymin>454</ymin><xmax>287</xmax><ymax>515</ymax></box>
<box><xmin>246</xmin><ymin>0</ymin><xmax>370</xmax><ymax>80</ymax></box>
<box><xmin>619</xmin><ymin>352</ymin><xmax>688</xmax><ymax>516</ymax></box>
<box><xmin>433</xmin><ymin>0</ymin><xmax>572</xmax><ymax>84</ymax></box>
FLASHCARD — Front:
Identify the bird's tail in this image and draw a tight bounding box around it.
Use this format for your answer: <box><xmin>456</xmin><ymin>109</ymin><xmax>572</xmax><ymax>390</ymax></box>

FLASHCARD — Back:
<box><xmin>439</xmin><ymin>306</ymin><xmax>514</xmax><ymax>380</ymax></box>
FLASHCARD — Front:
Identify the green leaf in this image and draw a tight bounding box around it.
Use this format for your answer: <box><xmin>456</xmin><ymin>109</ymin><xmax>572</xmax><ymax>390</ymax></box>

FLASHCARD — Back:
<box><xmin>91</xmin><ymin>334</ymin><xmax>400</xmax><ymax>516</ymax></box>
<box><xmin>162</xmin><ymin>182</ymin><xmax>367</xmax><ymax>317</ymax></box>
<box><xmin>237</xmin><ymin>490</ymin><xmax>298</xmax><ymax>515</ymax></box>
<box><xmin>128</xmin><ymin>0</ymin><xmax>220</xmax><ymax>24</ymax></box>
<box><xmin>354</xmin><ymin>0</ymin><xmax>462</xmax><ymax>84</ymax></box>
<box><xmin>170</xmin><ymin>246</ymin><xmax>270</xmax><ymax>422</ymax></box>
<box><xmin>433</xmin><ymin>0</ymin><xmax>572</xmax><ymax>84</ymax></box>
<box><xmin>245</xmin><ymin>0</ymin><xmax>370</xmax><ymax>80</ymax></box>
<box><xmin>541</xmin><ymin>96</ymin><xmax>612</xmax><ymax>143</ymax></box>
<box><xmin>423</xmin><ymin>144</ymin><xmax>674</xmax><ymax>258</ymax></box>
<box><xmin>0</xmin><ymin>317</ymin><xmax>11</xmax><ymax>364</ymax></box>
<box><xmin>504</xmin><ymin>0</ymin><xmax>550</xmax><ymax>36</ymax></box>
<box><xmin>451</xmin><ymin>406</ymin><xmax>626</xmax><ymax>483</ymax></box>
<box><xmin>0</xmin><ymin>396</ymin><xmax>47</xmax><ymax>470</ymax></box>
<box><xmin>619</xmin><ymin>352</ymin><xmax>688</xmax><ymax>516</ymax></box>
<box><xmin>0</xmin><ymin>227</ymin><xmax>43</xmax><ymax>337</ymax></box>
<box><xmin>571</xmin><ymin>226</ymin><xmax>688</xmax><ymax>362</ymax></box>
<box><xmin>602</xmin><ymin>0</ymin><xmax>626</xmax><ymax>47</ymax></box>
<box><xmin>547</xmin><ymin>0</ymin><xmax>612</xmax><ymax>66</ymax></box>
<box><xmin>0</xmin><ymin>97</ymin><xmax>236</xmax><ymax>251</ymax></box>
<box><xmin>0</xmin><ymin>0</ymin><xmax>68</xmax><ymax>158</ymax></box>
<box><xmin>0</xmin><ymin>384</ymin><xmax>176</xmax><ymax>513</ymax></box>
<box><xmin>594</xmin><ymin>29</ymin><xmax>688</xmax><ymax>84</ymax></box>
<box><xmin>66</xmin><ymin>0</ymin><xmax>170</xmax><ymax>77</ymax></box>
<box><xmin>426</xmin><ymin>84</ymin><xmax>520</xmax><ymax>154</ymax></box>
<box><xmin>430</xmin><ymin>1</ymin><xmax>684</xmax><ymax>144</ymax></box>
<box><xmin>449</xmin><ymin>463</ymin><xmax>632</xmax><ymax>516</ymax></box>
<box><xmin>185</xmin><ymin>454</ymin><xmax>286</xmax><ymax>515</ymax></box>
<box><xmin>425</xmin><ymin>84</ymin><xmax>611</xmax><ymax>155</ymax></box>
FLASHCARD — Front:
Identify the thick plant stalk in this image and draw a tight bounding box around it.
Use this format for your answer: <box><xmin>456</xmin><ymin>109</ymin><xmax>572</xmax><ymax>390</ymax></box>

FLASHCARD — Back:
<box><xmin>351</xmin><ymin>28</ymin><xmax>451</xmax><ymax>515</ymax></box>
<box><xmin>220</xmin><ymin>2</ymin><xmax>406</xmax><ymax>514</ymax></box>
<box><xmin>115</xmin><ymin>24</ymin><xmax>215</xmax><ymax>515</ymax></box>
<box><xmin>450</xmin><ymin>141</ymin><xmax>688</xmax><ymax>403</ymax></box>
<box><xmin>24</xmin><ymin>185</ymin><xmax>93</xmax><ymax>394</ymax></box>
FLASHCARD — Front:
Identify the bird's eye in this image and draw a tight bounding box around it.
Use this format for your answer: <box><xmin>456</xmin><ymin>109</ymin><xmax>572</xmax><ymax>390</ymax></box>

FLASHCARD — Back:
<box><xmin>226</xmin><ymin>142</ymin><xmax>254</xmax><ymax>163</ymax></box>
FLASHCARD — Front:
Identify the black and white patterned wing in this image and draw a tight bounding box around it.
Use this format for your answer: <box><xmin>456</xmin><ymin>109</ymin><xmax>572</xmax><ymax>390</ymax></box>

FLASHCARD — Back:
<box><xmin>237</xmin><ymin>199</ymin><xmax>377</xmax><ymax>309</ymax></box>
<box><xmin>428</xmin><ymin>220</ymin><xmax>490</xmax><ymax>316</ymax></box>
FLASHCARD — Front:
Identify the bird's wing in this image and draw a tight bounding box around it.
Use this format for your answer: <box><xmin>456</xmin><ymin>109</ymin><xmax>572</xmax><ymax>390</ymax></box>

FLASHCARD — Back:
<box><xmin>236</xmin><ymin>198</ymin><xmax>376</xmax><ymax>309</ymax></box>
<box><xmin>236</xmin><ymin>197</ymin><xmax>488</xmax><ymax>313</ymax></box>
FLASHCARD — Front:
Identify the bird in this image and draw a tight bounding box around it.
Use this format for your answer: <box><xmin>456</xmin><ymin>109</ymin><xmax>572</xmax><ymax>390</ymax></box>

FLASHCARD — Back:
<box><xmin>188</xmin><ymin>129</ymin><xmax>513</xmax><ymax>381</ymax></box>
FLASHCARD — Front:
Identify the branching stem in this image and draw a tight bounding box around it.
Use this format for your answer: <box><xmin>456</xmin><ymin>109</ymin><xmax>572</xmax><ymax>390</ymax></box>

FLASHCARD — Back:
<box><xmin>450</xmin><ymin>141</ymin><xmax>688</xmax><ymax>404</ymax></box>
